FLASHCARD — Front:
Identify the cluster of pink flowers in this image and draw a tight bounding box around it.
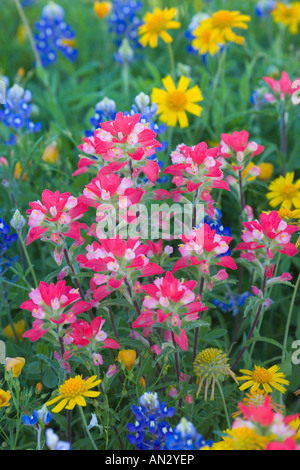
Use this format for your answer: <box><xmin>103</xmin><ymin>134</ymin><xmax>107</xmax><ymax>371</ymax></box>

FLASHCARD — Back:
<box><xmin>155</xmin><ymin>141</ymin><xmax>229</xmax><ymax>217</ymax></box>
<box><xmin>263</xmin><ymin>71</ymin><xmax>300</xmax><ymax>104</ymax></box>
<box><xmin>26</xmin><ymin>189</ymin><xmax>88</xmax><ymax>264</ymax></box>
<box><xmin>21</xmin><ymin>280</ymin><xmax>91</xmax><ymax>341</ymax></box>
<box><xmin>132</xmin><ymin>271</ymin><xmax>207</xmax><ymax>351</ymax></box>
<box><xmin>172</xmin><ymin>223</ymin><xmax>237</xmax><ymax>288</ymax></box>
<box><xmin>21</xmin><ymin>108</ymin><xmax>299</xmax><ymax>374</ymax></box>
<box><xmin>218</xmin><ymin>130</ymin><xmax>265</xmax><ymax>172</ymax></box>
<box><xmin>233</xmin><ymin>396</ymin><xmax>300</xmax><ymax>450</ymax></box>
<box><xmin>76</xmin><ymin>235</ymin><xmax>164</xmax><ymax>303</ymax></box>
<box><xmin>75</xmin><ymin>112</ymin><xmax>161</xmax><ymax>183</ymax></box>
<box><xmin>235</xmin><ymin>211</ymin><xmax>298</xmax><ymax>261</ymax></box>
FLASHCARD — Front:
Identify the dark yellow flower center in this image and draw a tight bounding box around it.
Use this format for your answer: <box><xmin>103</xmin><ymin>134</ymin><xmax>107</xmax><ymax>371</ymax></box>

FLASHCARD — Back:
<box><xmin>252</xmin><ymin>367</ymin><xmax>272</xmax><ymax>384</ymax></box>
<box><xmin>280</xmin><ymin>183</ymin><xmax>298</xmax><ymax>200</ymax></box>
<box><xmin>58</xmin><ymin>376</ymin><xmax>88</xmax><ymax>399</ymax></box>
<box><xmin>146</xmin><ymin>14</ymin><xmax>168</xmax><ymax>34</ymax></box>
<box><xmin>166</xmin><ymin>90</ymin><xmax>187</xmax><ymax>111</ymax></box>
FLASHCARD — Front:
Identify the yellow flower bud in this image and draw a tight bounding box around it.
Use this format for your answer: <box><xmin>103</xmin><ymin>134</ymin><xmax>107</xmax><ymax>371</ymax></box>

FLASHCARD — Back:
<box><xmin>6</xmin><ymin>357</ymin><xmax>25</xmax><ymax>378</ymax></box>
<box><xmin>117</xmin><ymin>349</ymin><xmax>136</xmax><ymax>370</ymax></box>
<box><xmin>0</xmin><ymin>389</ymin><xmax>11</xmax><ymax>408</ymax></box>
<box><xmin>94</xmin><ymin>1</ymin><xmax>112</xmax><ymax>18</ymax></box>
<box><xmin>140</xmin><ymin>376</ymin><xmax>146</xmax><ymax>387</ymax></box>
<box><xmin>3</xmin><ymin>319</ymin><xmax>25</xmax><ymax>341</ymax></box>
<box><xmin>17</xmin><ymin>67</ymin><xmax>26</xmax><ymax>79</ymax></box>
<box><xmin>16</xmin><ymin>24</ymin><xmax>27</xmax><ymax>44</ymax></box>
<box><xmin>42</xmin><ymin>142</ymin><xmax>59</xmax><ymax>163</ymax></box>
<box><xmin>14</xmin><ymin>162</ymin><xmax>28</xmax><ymax>181</ymax></box>
<box><xmin>258</xmin><ymin>162</ymin><xmax>274</xmax><ymax>181</ymax></box>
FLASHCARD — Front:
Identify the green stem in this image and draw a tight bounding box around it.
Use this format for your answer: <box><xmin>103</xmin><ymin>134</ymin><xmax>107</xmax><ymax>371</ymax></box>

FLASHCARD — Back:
<box><xmin>13</xmin><ymin>0</ymin><xmax>42</xmax><ymax>68</ymax></box>
<box><xmin>216</xmin><ymin>378</ymin><xmax>231</xmax><ymax>430</ymax></box>
<box><xmin>122</xmin><ymin>61</ymin><xmax>130</xmax><ymax>108</ymax></box>
<box><xmin>231</xmin><ymin>267</ymin><xmax>268</xmax><ymax>369</ymax></box>
<box><xmin>78</xmin><ymin>406</ymin><xmax>98</xmax><ymax>451</ymax></box>
<box><xmin>19</xmin><ymin>234</ymin><xmax>38</xmax><ymax>288</ymax></box>
<box><xmin>6</xmin><ymin>375</ymin><xmax>22</xmax><ymax>449</ymax></box>
<box><xmin>206</xmin><ymin>46</ymin><xmax>227</xmax><ymax>122</ymax></box>
<box><xmin>167</xmin><ymin>42</ymin><xmax>176</xmax><ymax>79</ymax></box>
<box><xmin>282</xmin><ymin>272</ymin><xmax>300</xmax><ymax>365</ymax></box>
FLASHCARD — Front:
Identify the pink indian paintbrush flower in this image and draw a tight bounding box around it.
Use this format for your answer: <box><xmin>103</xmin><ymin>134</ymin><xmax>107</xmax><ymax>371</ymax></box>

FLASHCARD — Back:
<box><xmin>219</xmin><ymin>130</ymin><xmax>264</xmax><ymax>171</ymax></box>
<box><xmin>235</xmin><ymin>396</ymin><xmax>299</xmax><ymax>444</ymax></box>
<box><xmin>76</xmin><ymin>235</ymin><xmax>164</xmax><ymax>302</ymax></box>
<box><xmin>65</xmin><ymin>316</ymin><xmax>120</xmax><ymax>349</ymax></box>
<box><xmin>26</xmin><ymin>189</ymin><xmax>88</xmax><ymax>245</ymax></box>
<box><xmin>235</xmin><ymin>210</ymin><xmax>298</xmax><ymax>260</ymax></box>
<box><xmin>266</xmin><ymin>438</ymin><xmax>300</xmax><ymax>450</ymax></box>
<box><xmin>132</xmin><ymin>271</ymin><xmax>207</xmax><ymax>351</ymax></box>
<box><xmin>21</xmin><ymin>280</ymin><xmax>92</xmax><ymax>342</ymax></box>
<box><xmin>161</xmin><ymin>142</ymin><xmax>229</xmax><ymax>217</ymax></box>
<box><xmin>172</xmin><ymin>223</ymin><xmax>237</xmax><ymax>280</ymax></box>
<box><xmin>74</xmin><ymin>112</ymin><xmax>161</xmax><ymax>182</ymax></box>
<box><xmin>263</xmin><ymin>71</ymin><xmax>300</xmax><ymax>103</ymax></box>
<box><xmin>78</xmin><ymin>172</ymin><xmax>144</xmax><ymax>210</ymax></box>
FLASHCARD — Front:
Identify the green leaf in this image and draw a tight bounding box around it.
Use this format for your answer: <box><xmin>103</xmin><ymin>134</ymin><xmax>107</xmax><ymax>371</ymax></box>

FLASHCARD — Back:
<box><xmin>42</xmin><ymin>367</ymin><xmax>58</xmax><ymax>389</ymax></box>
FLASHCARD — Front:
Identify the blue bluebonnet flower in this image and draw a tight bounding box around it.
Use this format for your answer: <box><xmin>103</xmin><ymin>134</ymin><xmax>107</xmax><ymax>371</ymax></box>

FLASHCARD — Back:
<box><xmin>0</xmin><ymin>83</ymin><xmax>42</xmax><ymax>133</ymax></box>
<box><xmin>127</xmin><ymin>392</ymin><xmax>175</xmax><ymax>450</ymax></box>
<box><xmin>10</xmin><ymin>209</ymin><xmax>26</xmax><ymax>234</ymax></box>
<box><xmin>106</xmin><ymin>0</ymin><xmax>143</xmax><ymax>63</ymax></box>
<box><xmin>213</xmin><ymin>291</ymin><xmax>251</xmax><ymax>317</ymax></box>
<box><xmin>164</xmin><ymin>418</ymin><xmax>213</xmax><ymax>450</ymax></box>
<box><xmin>21</xmin><ymin>0</ymin><xmax>35</xmax><ymax>7</ymax></box>
<box><xmin>254</xmin><ymin>0</ymin><xmax>277</xmax><ymax>17</ymax></box>
<box><xmin>46</xmin><ymin>428</ymin><xmax>71</xmax><ymax>450</ymax></box>
<box><xmin>22</xmin><ymin>405</ymin><xmax>52</xmax><ymax>428</ymax></box>
<box><xmin>87</xmin><ymin>97</ymin><xmax>117</xmax><ymax>136</ymax></box>
<box><xmin>0</xmin><ymin>210</ymin><xmax>18</xmax><ymax>276</ymax></box>
<box><xmin>250</xmin><ymin>87</ymin><xmax>270</xmax><ymax>110</ymax></box>
<box><xmin>204</xmin><ymin>208</ymin><xmax>231</xmax><ymax>238</ymax></box>
<box><xmin>34</xmin><ymin>2</ymin><xmax>78</xmax><ymax>67</ymax></box>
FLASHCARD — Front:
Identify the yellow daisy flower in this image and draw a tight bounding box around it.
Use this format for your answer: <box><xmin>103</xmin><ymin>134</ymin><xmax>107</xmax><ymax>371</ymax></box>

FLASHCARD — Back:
<box><xmin>191</xmin><ymin>18</ymin><xmax>225</xmax><ymax>55</ymax></box>
<box><xmin>209</xmin><ymin>10</ymin><xmax>251</xmax><ymax>45</ymax></box>
<box><xmin>272</xmin><ymin>1</ymin><xmax>300</xmax><ymax>34</ymax></box>
<box><xmin>212</xmin><ymin>426</ymin><xmax>271</xmax><ymax>450</ymax></box>
<box><xmin>139</xmin><ymin>7</ymin><xmax>181</xmax><ymax>48</ymax></box>
<box><xmin>46</xmin><ymin>375</ymin><xmax>101</xmax><ymax>413</ymax></box>
<box><xmin>151</xmin><ymin>75</ymin><xmax>203</xmax><ymax>128</ymax></box>
<box><xmin>238</xmin><ymin>365</ymin><xmax>289</xmax><ymax>394</ymax></box>
<box><xmin>277</xmin><ymin>207</ymin><xmax>300</xmax><ymax>223</ymax></box>
<box><xmin>267</xmin><ymin>172</ymin><xmax>300</xmax><ymax>210</ymax></box>
<box><xmin>289</xmin><ymin>417</ymin><xmax>300</xmax><ymax>440</ymax></box>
